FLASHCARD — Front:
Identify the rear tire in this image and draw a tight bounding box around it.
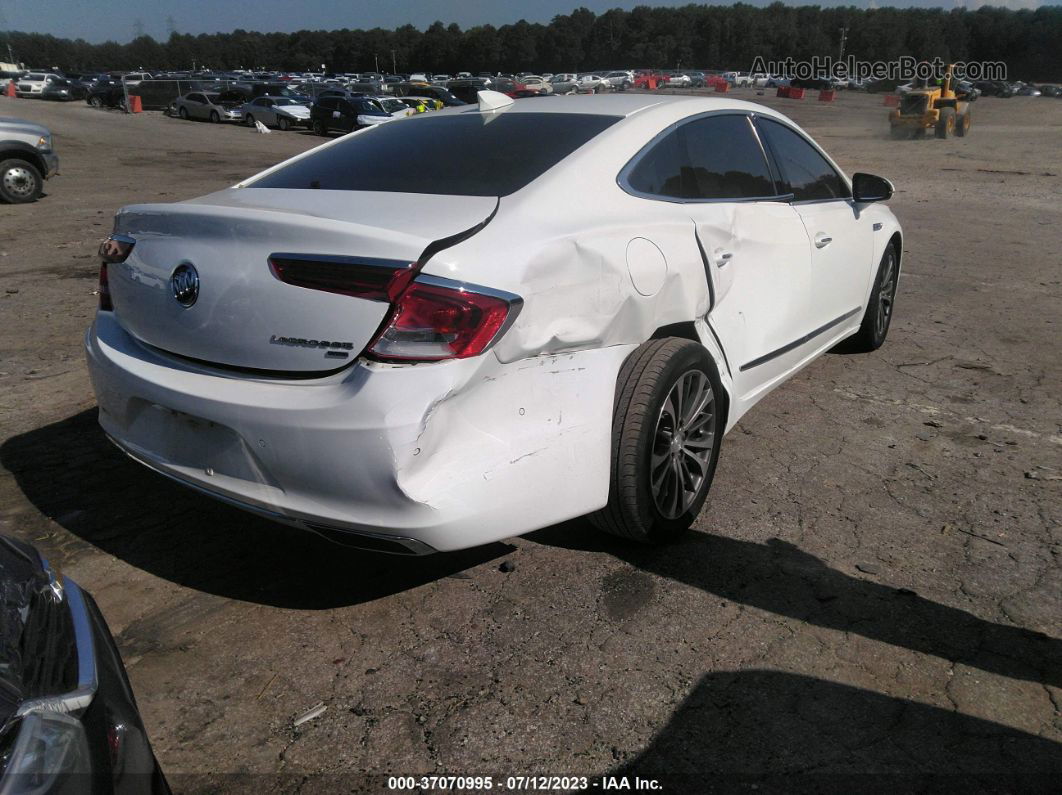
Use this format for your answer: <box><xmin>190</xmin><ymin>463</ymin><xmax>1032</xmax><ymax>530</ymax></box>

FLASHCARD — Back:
<box><xmin>935</xmin><ymin>107</ymin><xmax>955</xmax><ymax>139</ymax></box>
<box><xmin>836</xmin><ymin>243</ymin><xmax>898</xmax><ymax>353</ymax></box>
<box><xmin>591</xmin><ymin>338</ymin><xmax>724</xmax><ymax>543</ymax></box>
<box><xmin>0</xmin><ymin>158</ymin><xmax>44</xmax><ymax>204</ymax></box>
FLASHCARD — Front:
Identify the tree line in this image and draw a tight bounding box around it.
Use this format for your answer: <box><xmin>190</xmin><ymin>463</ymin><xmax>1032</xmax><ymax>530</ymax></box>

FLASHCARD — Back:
<box><xmin>5</xmin><ymin>3</ymin><xmax>1060</xmax><ymax>81</ymax></box>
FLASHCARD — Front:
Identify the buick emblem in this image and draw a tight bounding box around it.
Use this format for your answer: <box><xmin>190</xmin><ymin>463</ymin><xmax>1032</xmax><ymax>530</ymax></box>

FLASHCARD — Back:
<box><xmin>171</xmin><ymin>263</ymin><xmax>199</xmax><ymax>307</ymax></box>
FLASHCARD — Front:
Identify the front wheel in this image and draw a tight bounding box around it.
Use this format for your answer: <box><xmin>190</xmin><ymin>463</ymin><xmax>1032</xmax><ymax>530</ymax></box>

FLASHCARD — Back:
<box><xmin>88</xmin><ymin>95</ymin><xmax>103</xmax><ymax>108</ymax></box>
<box><xmin>178</xmin><ymin>106</ymin><xmax>188</xmax><ymax>120</ymax></box>
<box><xmin>935</xmin><ymin>107</ymin><xmax>955</xmax><ymax>139</ymax></box>
<box><xmin>313</xmin><ymin>120</ymin><xmax>327</xmax><ymax>136</ymax></box>
<box><xmin>277</xmin><ymin>116</ymin><xmax>291</xmax><ymax>131</ymax></box>
<box><xmin>209</xmin><ymin>110</ymin><xmax>220</xmax><ymax>123</ymax></box>
<box><xmin>0</xmin><ymin>158</ymin><xmax>44</xmax><ymax>203</ymax></box>
<box><xmin>591</xmin><ymin>338</ymin><xmax>724</xmax><ymax>543</ymax></box>
<box><xmin>244</xmin><ymin>113</ymin><xmax>256</xmax><ymax>127</ymax></box>
<box><xmin>837</xmin><ymin>244</ymin><xmax>898</xmax><ymax>353</ymax></box>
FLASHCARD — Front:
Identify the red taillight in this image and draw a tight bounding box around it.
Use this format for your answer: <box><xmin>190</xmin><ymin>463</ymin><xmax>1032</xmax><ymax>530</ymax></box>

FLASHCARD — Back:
<box><xmin>369</xmin><ymin>278</ymin><xmax>520</xmax><ymax>361</ymax></box>
<box><xmin>98</xmin><ymin>235</ymin><xmax>134</xmax><ymax>263</ymax></box>
<box><xmin>269</xmin><ymin>256</ymin><xmax>414</xmax><ymax>303</ymax></box>
<box><xmin>98</xmin><ymin>262</ymin><xmax>113</xmax><ymax>311</ymax></box>
<box><xmin>97</xmin><ymin>234</ymin><xmax>133</xmax><ymax>312</ymax></box>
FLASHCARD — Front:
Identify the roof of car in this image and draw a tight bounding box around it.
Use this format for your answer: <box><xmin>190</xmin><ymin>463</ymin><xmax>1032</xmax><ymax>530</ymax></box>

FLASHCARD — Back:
<box><xmin>452</xmin><ymin>93</ymin><xmax>776</xmax><ymax>119</ymax></box>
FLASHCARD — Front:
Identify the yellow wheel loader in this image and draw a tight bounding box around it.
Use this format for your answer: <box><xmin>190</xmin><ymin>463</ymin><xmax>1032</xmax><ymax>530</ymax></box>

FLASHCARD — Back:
<box><xmin>889</xmin><ymin>64</ymin><xmax>973</xmax><ymax>140</ymax></box>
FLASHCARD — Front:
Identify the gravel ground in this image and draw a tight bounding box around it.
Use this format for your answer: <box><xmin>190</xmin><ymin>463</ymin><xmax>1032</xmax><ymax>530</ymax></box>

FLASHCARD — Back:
<box><xmin>0</xmin><ymin>89</ymin><xmax>1060</xmax><ymax>792</ymax></box>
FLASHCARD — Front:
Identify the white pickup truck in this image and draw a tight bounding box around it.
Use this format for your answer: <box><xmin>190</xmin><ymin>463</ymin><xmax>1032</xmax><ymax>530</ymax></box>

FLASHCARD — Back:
<box><xmin>0</xmin><ymin>117</ymin><xmax>60</xmax><ymax>202</ymax></box>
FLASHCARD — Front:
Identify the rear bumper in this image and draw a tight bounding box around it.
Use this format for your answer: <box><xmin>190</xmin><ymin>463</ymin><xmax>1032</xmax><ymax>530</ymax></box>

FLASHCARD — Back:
<box><xmin>85</xmin><ymin>312</ymin><xmax>629</xmax><ymax>552</ymax></box>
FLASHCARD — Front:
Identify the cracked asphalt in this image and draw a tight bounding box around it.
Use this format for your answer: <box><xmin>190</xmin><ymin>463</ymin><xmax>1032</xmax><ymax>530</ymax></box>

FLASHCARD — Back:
<box><xmin>0</xmin><ymin>90</ymin><xmax>1059</xmax><ymax>792</ymax></box>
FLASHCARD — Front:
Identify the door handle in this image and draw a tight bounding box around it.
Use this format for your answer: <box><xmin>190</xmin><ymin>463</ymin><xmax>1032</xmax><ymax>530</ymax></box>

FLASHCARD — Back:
<box><xmin>714</xmin><ymin>249</ymin><xmax>733</xmax><ymax>267</ymax></box>
<box><xmin>814</xmin><ymin>233</ymin><xmax>832</xmax><ymax>249</ymax></box>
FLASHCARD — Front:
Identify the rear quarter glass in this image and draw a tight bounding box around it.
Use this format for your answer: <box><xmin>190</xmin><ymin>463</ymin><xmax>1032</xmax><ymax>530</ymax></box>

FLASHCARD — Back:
<box><xmin>249</xmin><ymin>112</ymin><xmax>621</xmax><ymax>197</ymax></box>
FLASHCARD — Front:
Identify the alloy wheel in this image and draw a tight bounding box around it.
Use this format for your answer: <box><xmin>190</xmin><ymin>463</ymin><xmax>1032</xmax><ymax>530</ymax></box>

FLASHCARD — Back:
<box><xmin>650</xmin><ymin>370</ymin><xmax>717</xmax><ymax>519</ymax></box>
<box><xmin>876</xmin><ymin>249</ymin><xmax>897</xmax><ymax>338</ymax></box>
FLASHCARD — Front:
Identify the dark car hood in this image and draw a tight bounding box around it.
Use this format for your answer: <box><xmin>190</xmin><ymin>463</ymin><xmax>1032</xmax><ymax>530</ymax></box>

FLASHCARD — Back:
<box><xmin>0</xmin><ymin>536</ymin><xmax>78</xmax><ymax>728</ymax></box>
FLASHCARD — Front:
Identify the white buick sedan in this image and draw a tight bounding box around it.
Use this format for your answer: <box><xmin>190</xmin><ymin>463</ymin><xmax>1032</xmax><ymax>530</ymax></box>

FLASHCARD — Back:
<box><xmin>86</xmin><ymin>93</ymin><xmax>901</xmax><ymax>554</ymax></box>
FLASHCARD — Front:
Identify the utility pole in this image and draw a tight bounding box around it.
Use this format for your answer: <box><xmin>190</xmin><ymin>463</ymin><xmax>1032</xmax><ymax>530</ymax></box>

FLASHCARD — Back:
<box><xmin>374</xmin><ymin>53</ymin><xmax>379</xmax><ymax>74</ymax></box>
<box><xmin>391</xmin><ymin>50</ymin><xmax>397</xmax><ymax>74</ymax></box>
<box><xmin>838</xmin><ymin>26</ymin><xmax>848</xmax><ymax>62</ymax></box>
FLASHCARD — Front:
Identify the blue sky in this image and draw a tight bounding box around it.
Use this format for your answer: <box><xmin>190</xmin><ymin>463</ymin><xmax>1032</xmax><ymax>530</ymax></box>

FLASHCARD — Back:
<box><xmin>0</xmin><ymin>0</ymin><xmax>1049</xmax><ymax>44</ymax></box>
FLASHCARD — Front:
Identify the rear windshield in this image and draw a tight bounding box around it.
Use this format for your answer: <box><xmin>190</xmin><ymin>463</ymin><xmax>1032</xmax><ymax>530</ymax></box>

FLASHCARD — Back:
<box><xmin>249</xmin><ymin>112</ymin><xmax>620</xmax><ymax>197</ymax></box>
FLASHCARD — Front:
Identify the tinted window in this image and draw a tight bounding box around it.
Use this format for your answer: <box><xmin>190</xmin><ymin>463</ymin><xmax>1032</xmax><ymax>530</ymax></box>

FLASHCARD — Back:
<box><xmin>251</xmin><ymin>112</ymin><xmax>620</xmax><ymax>197</ymax></box>
<box><xmin>756</xmin><ymin>118</ymin><xmax>848</xmax><ymax>202</ymax></box>
<box><xmin>626</xmin><ymin>114</ymin><xmax>775</xmax><ymax>200</ymax></box>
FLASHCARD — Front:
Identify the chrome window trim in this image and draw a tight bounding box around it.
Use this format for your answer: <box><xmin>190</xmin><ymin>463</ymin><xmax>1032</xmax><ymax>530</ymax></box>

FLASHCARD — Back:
<box><xmin>746</xmin><ymin>113</ymin><xmax>783</xmax><ymax>190</ymax></box>
<box><xmin>617</xmin><ymin>109</ymin><xmax>792</xmax><ymax>205</ymax></box>
<box><xmin>16</xmin><ymin>559</ymin><xmax>98</xmax><ymax>718</ymax></box>
<box><xmin>751</xmin><ymin>114</ymin><xmax>853</xmax><ymax>204</ymax></box>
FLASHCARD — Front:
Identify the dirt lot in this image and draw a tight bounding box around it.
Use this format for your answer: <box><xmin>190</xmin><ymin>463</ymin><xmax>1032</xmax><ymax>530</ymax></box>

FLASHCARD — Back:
<box><xmin>1</xmin><ymin>90</ymin><xmax>1060</xmax><ymax>791</ymax></box>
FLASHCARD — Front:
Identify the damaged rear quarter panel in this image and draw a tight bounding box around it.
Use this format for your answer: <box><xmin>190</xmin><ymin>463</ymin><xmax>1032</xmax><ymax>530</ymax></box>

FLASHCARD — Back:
<box><xmin>391</xmin><ymin>344</ymin><xmax>636</xmax><ymax>537</ymax></box>
<box><xmin>423</xmin><ymin>200</ymin><xmax>711</xmax><ymax>364</ymax></box>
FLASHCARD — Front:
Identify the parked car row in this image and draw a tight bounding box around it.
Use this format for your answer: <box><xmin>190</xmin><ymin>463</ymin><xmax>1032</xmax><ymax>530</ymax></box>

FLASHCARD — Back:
<box><xmin>10</xmin><ymin>66</ymin><xmax>1059</xmax><ymax>121</ymax></box>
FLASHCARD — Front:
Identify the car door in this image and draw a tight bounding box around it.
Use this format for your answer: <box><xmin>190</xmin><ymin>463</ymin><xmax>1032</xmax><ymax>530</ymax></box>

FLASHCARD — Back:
<box><xmin>257</xmin><ymin>98</ymin><xmax>276</xmax><ymax>125</ymax></box>
<box><xmin>621</xmin><ymin>112</ymin><xmax>816</xmax><ymax>402</ymax></box>
<box><xmin>315</xmin><ymin>97</ymin><xmax>337</xmax><ymax>130</ymax></box>
<box><xmin>339</xmin><ymin>100</ymin><xmax>359</xmax><ymax>132</ymax></box>
<box><xmin>185</xmin><ymin>93</ymin><xmax>203</xmax><ymax>118</ymax></box>
<box><xmin>754</xmin><ymin>116</ymin><xmax>874</xmax><ymax>340</ymax></box>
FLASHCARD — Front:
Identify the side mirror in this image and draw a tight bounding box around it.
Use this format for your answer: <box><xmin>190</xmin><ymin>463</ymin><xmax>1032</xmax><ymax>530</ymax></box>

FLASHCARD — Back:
<box><xmin>852</xmin><ymin>172</ymin><xmax>894</xmax><ymax>203</ymax></box>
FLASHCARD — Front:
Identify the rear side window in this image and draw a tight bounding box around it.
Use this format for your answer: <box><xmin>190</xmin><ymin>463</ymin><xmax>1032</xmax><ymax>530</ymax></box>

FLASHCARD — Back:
<box><xmin>755</xmin><ymin>118</ymin><xmax>849</xmax><ymax>202</ymax></box>
<box><xmin>250</xmin><ymin>112</ymin><xmax>620</xmax><ymax>197</ymax></box>
<box><xmin>625</xmin><ymin>114</ymin><xmax>775</xmax><ymax>200</ymax></box>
